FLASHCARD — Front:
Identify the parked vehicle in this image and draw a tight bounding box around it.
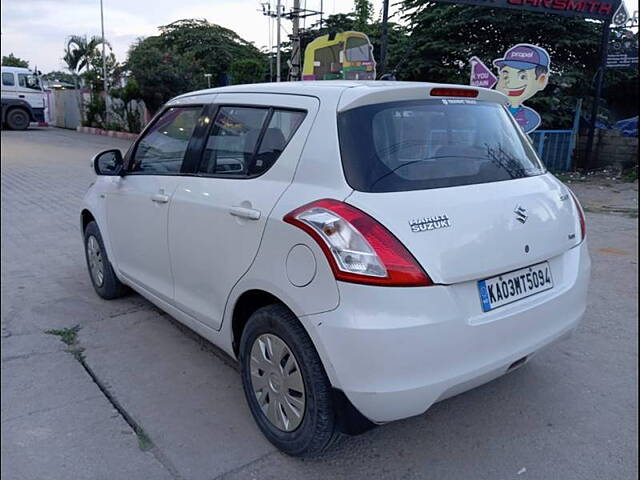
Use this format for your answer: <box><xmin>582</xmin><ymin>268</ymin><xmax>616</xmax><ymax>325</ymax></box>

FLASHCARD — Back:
<box><xmin>81</xmin><ymin>81</ymin><xmax>591</xmax><ymax>457</ymax></box>
<box><xmin>302</xmin><ymin>31</ymin><xmax>376</xmax><ymax>80</ymax></box>
<box><xmin>1</xmin><ymin>66</ymin><xmax>46</xmax><ymax>130</ymax></box>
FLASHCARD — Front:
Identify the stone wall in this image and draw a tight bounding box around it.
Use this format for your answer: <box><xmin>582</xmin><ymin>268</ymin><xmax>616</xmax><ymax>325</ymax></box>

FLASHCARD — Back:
<box><xmin>576</xmin><ymin>129</ymin><xmax>638</xmax><ymax>170</ymax></box>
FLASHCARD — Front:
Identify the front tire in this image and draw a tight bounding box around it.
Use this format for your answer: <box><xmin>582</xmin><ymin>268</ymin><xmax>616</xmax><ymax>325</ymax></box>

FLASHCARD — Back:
<box><xmin>83</xmin><ymin>221</ymin><xmax>128</xmax><ymax>299</ymax></box>
<box><xmin>239</xmin><ymin>304</ymin><xmax>338</xmax><ymax>457</ymax></box>
<box><xmin>6</xmin><ymin>108</ymin><xmax>30</xmax><ymax>130</ymax></box>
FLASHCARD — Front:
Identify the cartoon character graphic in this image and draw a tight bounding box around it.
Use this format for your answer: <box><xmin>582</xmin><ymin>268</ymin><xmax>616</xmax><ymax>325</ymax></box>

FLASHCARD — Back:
<box><xmin>493</xmin><ymin>44</ymin><xmax>550</xmax><ymax>133</ymax></box>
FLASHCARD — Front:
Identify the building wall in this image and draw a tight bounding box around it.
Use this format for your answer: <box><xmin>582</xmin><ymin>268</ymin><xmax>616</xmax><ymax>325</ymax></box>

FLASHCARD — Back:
<box><xmin>576</xmin><ymin>129</ymin><xmax>638</xmax><ymax>170</ymax></box>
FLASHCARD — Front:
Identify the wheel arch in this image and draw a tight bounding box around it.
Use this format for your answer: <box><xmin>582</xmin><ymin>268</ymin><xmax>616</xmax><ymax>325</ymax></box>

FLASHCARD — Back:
<box><xmin>81</xmin><ymin>208</ymin><xmax>96</xmax><ymax>232</ymax></box>
<box><xmin>231</xmin><ymin>289</ymin><xmax>291</xmax><ymax>356</ymax></box>
<box><xmin>3</xmin><ymin>101</ymin><xmax>35</xmax><ymax>122</ymax></box>
<box><xmin>230</xmin><ymin>287</ymin><xmax>376</xmax><ymax>435</ymax></box>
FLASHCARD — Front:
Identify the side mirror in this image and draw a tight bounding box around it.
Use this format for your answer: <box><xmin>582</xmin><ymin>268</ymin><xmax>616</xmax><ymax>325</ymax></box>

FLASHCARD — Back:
<box><xmin>92</xmin><ymin>149</ymin><xmax>124</xmax><ymax>176</ymax></box>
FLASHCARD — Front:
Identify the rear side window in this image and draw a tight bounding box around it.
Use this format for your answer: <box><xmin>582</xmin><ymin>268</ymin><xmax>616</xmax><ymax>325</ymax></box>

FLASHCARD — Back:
<box><xmin>2</xmin><ymin>73</ymin><xmax>15</xmax><ymax>86</ymax></box>
<box><xmin>199</xmin><ymin>107</ymin><xmax>305</xmax><ymax>177</ymax></box>
<box><xmin>130</xmin><ymin>106</ymin><xmax>201</xmax><ymax>175</ymax></box>
<box><xmin>338</xmin><ymin>100</ymin><xmax>544</xmax><ymax>193</ymax></box>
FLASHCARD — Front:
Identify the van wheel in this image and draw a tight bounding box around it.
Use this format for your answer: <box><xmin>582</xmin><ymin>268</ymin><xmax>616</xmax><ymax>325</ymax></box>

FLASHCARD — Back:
<box><xmin>6</xmin><ymin>109</ymin><xmax>30</xmax><ymax>130</ymax></box>
<box><xmin>239</xmin><ymin>304</ymin><xmax>338</xmax><ymax>457</ymax></box>
<box><xmin>83</xmin><ymin>221</ymin><xmax>128</xmax><ymax>299</ymax></box>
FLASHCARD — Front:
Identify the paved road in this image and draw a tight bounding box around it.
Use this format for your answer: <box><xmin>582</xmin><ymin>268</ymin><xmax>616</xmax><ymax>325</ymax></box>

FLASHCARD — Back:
<box><xmin>1</xmin><ymin>127</ymin><xmax>638</xmax><ymax>480</ymax></box>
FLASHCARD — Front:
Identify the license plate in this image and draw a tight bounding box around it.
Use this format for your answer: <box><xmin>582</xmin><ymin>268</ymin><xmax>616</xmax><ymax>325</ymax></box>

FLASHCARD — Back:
<box><xmin>478</xmin><ymin>262</ymin><xmax>553</xmax><ymax>312</ymax></box>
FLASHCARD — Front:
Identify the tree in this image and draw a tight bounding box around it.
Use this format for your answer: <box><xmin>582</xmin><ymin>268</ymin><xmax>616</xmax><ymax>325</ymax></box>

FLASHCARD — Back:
<box><xmin>63</xmin><ymin>35</ymin><xmax>112</xmax><ymax>89</ymax></box>
<box><xmin>400</xmin><ymin>1</ymin><xmax>608</xmax><ymax>128</ymax></box>
<box><xmin>127</xmin><ymin>19</ymin><xmax>266</xmax><ymax>113</ymax></box>
<box><xmin>230</xmin><ymin>58</ymin><xmax>266</xmax><ymax>84</ymax></box>
<box><xmin>353</xmin><ymin>0</ymin><xmax>374</xmax><ymax>31</ymax></box>
<box><xmin>1</xmin><ymin>53</ymin><xmax>29</xmax><ymax>68</ymax></box>
<box><xmin>41</xmin><ymin>71</ymin><xmax>76</xmax><ymax>85</ymax></box>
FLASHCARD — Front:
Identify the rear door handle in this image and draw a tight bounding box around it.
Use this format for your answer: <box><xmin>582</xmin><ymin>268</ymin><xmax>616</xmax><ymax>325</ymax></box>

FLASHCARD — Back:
<box><xmin>18</xmin><ymin>95</ymin><xmax>25</xmax><ymax>98</ymax></box>
<box><xmin>151</xmin><ymin>193</ymin><xmax>170</xmax><ymax>204</ymax></box>
<box><xmin>229</xmin><ymin>206</ymin><xmax>261</xmax><ymax>220</ymax></box>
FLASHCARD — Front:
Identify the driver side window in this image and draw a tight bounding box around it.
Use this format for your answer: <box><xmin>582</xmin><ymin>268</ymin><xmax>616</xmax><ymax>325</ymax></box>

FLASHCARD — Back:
<box><xmin>130</xmin><ymin>106</ymin><xmax>201</xmax><ymax>175</ymax></box>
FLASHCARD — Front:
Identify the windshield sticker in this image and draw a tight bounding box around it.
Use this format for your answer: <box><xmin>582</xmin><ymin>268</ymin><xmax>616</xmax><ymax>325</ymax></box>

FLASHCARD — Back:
<box><xmin>441</xmin><ymin>99</ymin><xmax>477</xmax><ymax>105</ymax></box>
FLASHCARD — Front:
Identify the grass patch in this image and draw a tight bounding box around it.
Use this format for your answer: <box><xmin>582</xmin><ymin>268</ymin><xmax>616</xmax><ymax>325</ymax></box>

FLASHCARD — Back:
<box><xmin>135</xmin><ymin>427</ymin><xmax>153</xmax><ymax>451</ymax></box>
<box><xmin>45</xmin><ymin>325</ymin><xmax>81</xmax><ymax>346</ymax></box>
<box><xmin>622</xmin><ymin>166</ymin><xmax>638</xmax><ymax>183</ymax></box>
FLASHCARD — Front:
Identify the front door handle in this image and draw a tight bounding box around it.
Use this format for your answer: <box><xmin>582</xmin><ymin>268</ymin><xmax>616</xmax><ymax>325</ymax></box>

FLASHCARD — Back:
<box><xmin>229</xmin><ymin>205</ymin><xmax>261</xmax><ymax>220</ymax></box>
<box><xmin>151</xmin><ymin>193</ymin><xmax>170</xmax><ymax>204</ymax></box>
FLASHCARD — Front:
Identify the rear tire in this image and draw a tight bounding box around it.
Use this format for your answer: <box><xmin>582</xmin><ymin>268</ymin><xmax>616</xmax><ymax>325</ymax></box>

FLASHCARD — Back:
<box><xmin>83</xmin><ymin>221</ymin><xmax>128</xmax><ymax>299</ymax></box>
<box><xmin>6</xmin><ymin>108</ymin><xmax>30</xmax><ymax>130</ymax></box>
<box><xmin>239</xmin><ymin>304</ymin><xmax>338</xmax><ymax>457</ymax></box>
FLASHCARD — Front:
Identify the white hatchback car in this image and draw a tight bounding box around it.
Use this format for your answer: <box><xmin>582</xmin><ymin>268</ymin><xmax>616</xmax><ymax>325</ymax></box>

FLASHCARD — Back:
<box><xmin>82</xmin><ymin>81</ymin><xmax>590</xmax><ymax>456</ymax></box>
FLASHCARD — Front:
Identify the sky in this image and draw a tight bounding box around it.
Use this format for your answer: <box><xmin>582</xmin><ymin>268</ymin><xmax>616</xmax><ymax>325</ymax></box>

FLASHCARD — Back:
<box><xmin>0</xmin><ymin>0</ymin><xmax>637</xmax><ymax>73</ymax></box>
<box><xmin>0</xmin><ymin>0</ymin><xmax>388</xmax><ymax>72</ymax></box>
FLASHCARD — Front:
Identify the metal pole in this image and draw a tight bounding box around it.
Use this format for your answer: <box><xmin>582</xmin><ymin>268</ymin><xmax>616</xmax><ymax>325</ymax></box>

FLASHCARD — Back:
<box><xmin>276</xmin><ymin>0</ymin><xmax>282</xmax><ymax>82</ymax></box>
<box><xmin>290</xmin><ymin>0</ymin><xmax>301</xmax><ymax>81</ymax></box>
<box><xmin>100</xmin><ymin>0</ymin><xmax>108</xmax><ymax>123</ymax></box>
<box><xmin>268</xmin><ymin>9</ymin><xmax>273</xmax><ymax>82</ymax></box>
<box><xmin>380</xmin><ymin>0</ymin><xmax>389</xmax><ymax>77</ymax></box>
<box><xmin>584</xmin><ymin>18</ymin><xmax>611</xmax><ymax>170</ymax></box>
<box><xmin>320</xmin><ymin>0</ymin><xmax>323</xmax><ymax>28</ymax></box>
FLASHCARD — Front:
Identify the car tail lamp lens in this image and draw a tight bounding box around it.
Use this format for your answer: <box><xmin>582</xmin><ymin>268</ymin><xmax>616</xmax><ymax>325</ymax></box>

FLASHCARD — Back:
<box><xmin>284</xmin><ymin>199</ymin><xmax>433</xmax><ymax>287</ymax></box>
<box><xmin>430</xmin><ymin>88</ymin><xmax>478</xmax><ymax>98</ymax></box>
<box><xmin>569</xmin><ymin>190</ymin><xmax>586</xmax><ymax>240</ymax></box>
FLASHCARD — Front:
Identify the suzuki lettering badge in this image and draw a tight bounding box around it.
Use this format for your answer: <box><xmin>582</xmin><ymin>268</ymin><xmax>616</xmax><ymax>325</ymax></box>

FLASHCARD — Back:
<box><xmin>409</xmin><ymin>215</ymin><xmax>451</xmax><ymax>233</ymax></box>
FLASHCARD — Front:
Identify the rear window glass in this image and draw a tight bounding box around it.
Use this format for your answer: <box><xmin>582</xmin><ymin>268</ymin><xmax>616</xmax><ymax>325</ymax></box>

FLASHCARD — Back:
<box><xmin>338</xmin><ymin>100</ymin><xmax>545</xmax><ymax>193</ymax></box>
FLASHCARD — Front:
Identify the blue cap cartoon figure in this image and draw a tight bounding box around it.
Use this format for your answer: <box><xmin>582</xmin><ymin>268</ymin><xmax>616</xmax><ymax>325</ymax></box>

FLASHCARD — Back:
<box><xmin>493</xmin><ymin>44</ymin><xmax>551</xmax><ymax>133</ymax></box>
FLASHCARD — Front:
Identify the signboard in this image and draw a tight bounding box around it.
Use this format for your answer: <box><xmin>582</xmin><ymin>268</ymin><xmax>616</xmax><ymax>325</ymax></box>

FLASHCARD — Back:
<box><xmin>607</xmin><ymin>31</ymin><xmax>639</xmax><ymax>68</ymax></box>
<box><xmin>430</xmin><ymin>0</ymin><xmax>620</xmax><ymax>20</ymax></box>
<box><xmin>469</xmin><ymin>44</ymin><xmax>551</xmax><ymax>133</ymax></box>
<box><xmin>612</xmin><ymin>1</ymin><xmax>631</xmax><ymax>24</ymax></box>
<box><xmin>469</xmin><ymin>56</ymin><xmax>497</xmax><ymax>88</ymax></box>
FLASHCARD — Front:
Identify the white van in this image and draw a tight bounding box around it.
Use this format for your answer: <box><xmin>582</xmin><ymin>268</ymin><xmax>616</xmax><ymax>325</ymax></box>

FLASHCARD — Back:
<box><xmin>1</xmin><ymin>66</ymin><xmax>46</xmax><ymax>130</ymax></box>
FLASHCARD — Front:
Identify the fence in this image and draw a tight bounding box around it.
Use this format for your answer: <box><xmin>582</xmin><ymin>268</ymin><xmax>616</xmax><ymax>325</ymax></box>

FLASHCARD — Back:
<box><xmin>48</xmin><ymin>89</ymin><xmax>83</xmax><ymax>129</ymax></box>
<box><xmin>529</xmin><ymin>130</ymin><xmax>575</xmax><ymax>172</ymax></box>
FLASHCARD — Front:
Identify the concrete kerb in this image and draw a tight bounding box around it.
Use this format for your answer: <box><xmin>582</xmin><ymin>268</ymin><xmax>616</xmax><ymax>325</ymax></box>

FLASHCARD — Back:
<box><xmin>77</xmin><ymin>126</ymin><xmax>138</xmax><ymax>141</ymax></box>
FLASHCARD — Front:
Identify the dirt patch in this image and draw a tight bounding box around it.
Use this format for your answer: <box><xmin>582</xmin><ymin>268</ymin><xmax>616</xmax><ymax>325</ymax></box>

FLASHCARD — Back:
<box><xmin>557</xmin><ymin>169</ymin><xmax>638</xmax><ymax>218</ymax></box>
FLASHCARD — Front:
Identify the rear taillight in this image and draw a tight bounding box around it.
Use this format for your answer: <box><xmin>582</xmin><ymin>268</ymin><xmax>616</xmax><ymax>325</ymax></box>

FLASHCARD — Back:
<box><xmin>284</xmin><ymin>199</ymin><xmax>433</xmax><ymax>287</ymax></box>
<box><xmin>569</xmin><ymin>190</ymin><xmax>586</xmax><ymax>241</ymax></box>
<box><xmin>430</xmin><ymin>88</ymin><xmax>478</xmax><ymax>98</ymax></box>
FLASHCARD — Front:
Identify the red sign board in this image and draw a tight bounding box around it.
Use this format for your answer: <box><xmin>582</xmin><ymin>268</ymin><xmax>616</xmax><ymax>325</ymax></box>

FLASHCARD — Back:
<box><xmin>432</xmin><ymin>0</ymin><xmax>619</xmax><ymax>19</ymax></box>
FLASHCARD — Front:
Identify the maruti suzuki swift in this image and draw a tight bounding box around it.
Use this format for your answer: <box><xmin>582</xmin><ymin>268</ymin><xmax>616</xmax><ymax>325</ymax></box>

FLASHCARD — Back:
<box><xmin>81</xmin><ymin>81</ymin><xmax>590</xmax><ymax>456</ymax></box>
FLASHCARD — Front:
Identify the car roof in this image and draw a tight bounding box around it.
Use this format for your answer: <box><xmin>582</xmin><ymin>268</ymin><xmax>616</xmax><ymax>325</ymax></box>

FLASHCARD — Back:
<box><xmin>172</xmin><ymin>81</ymin><xmax>507</xmax><ymax>109</ymax></box>
<box><xmin>0</xmin><ymin>66</ymin><xmax>34</xmax><ymax>74</ymax></box>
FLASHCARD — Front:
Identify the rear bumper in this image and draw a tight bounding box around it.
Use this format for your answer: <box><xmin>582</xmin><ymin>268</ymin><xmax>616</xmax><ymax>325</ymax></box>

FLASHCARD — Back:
<box><xmin>302</xmin><ymin>242</ymin><xmax>591</xmax><ymax>423</ymax></box>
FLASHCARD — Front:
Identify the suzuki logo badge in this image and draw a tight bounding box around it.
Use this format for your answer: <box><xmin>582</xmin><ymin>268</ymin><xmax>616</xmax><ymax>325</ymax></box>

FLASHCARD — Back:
<box><xmin>514</xmin><ymin>205</ymin><xmax>528</xmax><ymax>224</ymax></box>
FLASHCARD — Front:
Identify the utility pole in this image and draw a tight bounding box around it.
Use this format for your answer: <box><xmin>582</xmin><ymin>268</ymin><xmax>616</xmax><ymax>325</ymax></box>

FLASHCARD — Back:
<box><xmin>260</xmin><ymin>2</ymin><xmax>322</xmax><ymax>82</ymax></box>
<box><xmin>379</xmin><ymin>0</ymin><xmax>390</xmax><ymax>77</ymax></box>
<box><xmin>584</xmin><ymin>17</ymin><xmax>612</xmax><ymax>170</ymax></box>
<box><xmin>290</xmin><ymin>0</ymin><xmax>301</xmax><ymax>81</ymax></box>
<box><xmin>276</xmin><ymin>0</ymin><xmax>282</xmax><ymax>82</ymax></box>
<box><xmin>100</xmin><ymin>0</ymin><xmax>108</xmax><ymax>122</ymax></box>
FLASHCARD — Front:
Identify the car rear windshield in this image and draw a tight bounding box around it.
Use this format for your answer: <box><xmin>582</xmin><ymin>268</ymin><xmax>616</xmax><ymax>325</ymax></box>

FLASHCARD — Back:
<box><xmin>337</xmin><ymin>99</ymin><xmax>545</xmax><ymax>193</ymax></box>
